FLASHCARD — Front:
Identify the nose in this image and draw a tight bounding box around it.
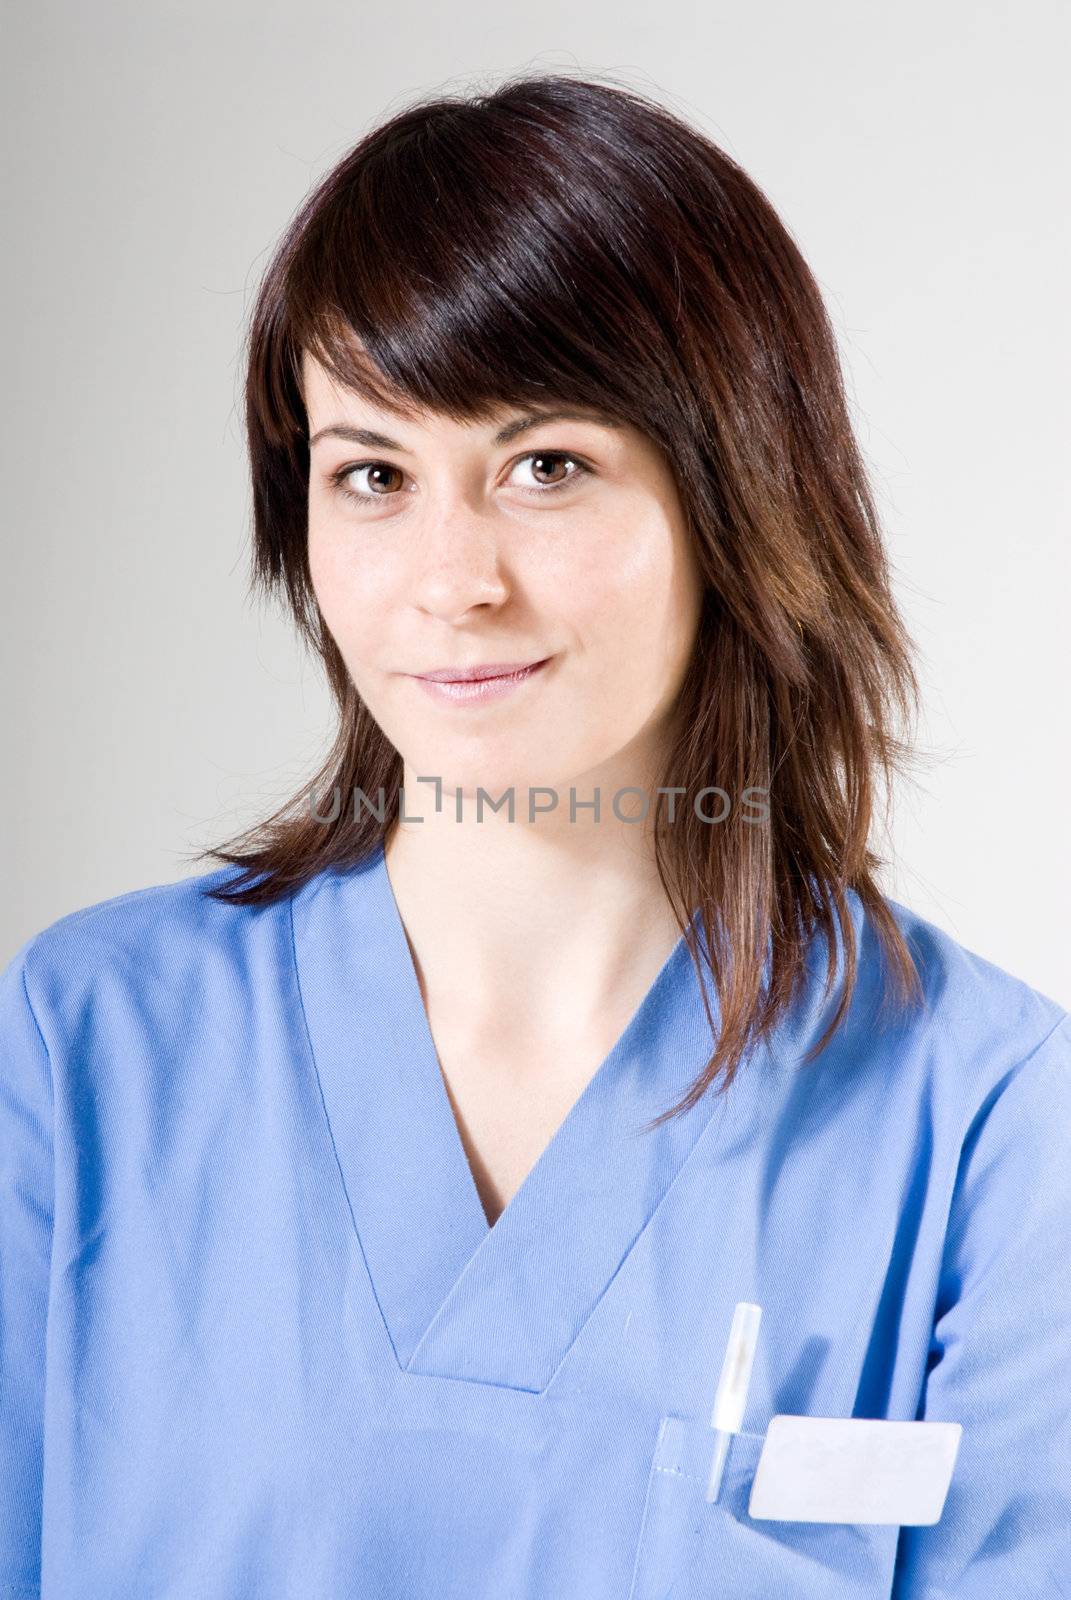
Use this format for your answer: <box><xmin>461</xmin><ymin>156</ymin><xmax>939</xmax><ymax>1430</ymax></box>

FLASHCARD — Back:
<box><xmin>408</xmin><ymin>493</ymin><xmax>512</xmax><ymax>620</ymax></box>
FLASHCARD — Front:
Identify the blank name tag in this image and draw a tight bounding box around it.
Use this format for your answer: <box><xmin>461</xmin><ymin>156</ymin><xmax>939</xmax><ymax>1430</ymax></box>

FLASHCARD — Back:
<box><xmin>747</xmin><ymin>1415</ymin><xmax>962</xmax><ymax>1525</ymax></box>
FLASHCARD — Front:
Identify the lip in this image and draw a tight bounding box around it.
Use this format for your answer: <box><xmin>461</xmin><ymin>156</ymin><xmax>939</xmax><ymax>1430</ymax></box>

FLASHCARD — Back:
<box><xmin>414</xmin><ymin>659</ymin><xmax>550</xmax><ymax>683</ymax></box>
<box><xmin>411</xmin><ymin>657</ymin><xmax>552</xmax><ymax>705</ymax></box>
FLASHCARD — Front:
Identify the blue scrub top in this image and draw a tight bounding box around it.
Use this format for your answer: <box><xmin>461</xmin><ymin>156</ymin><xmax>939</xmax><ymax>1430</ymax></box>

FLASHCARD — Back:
<box><xmin>1</xmin><ymin>841</ymin><xmax>1069</xmax><ymax>1598</ymax></box>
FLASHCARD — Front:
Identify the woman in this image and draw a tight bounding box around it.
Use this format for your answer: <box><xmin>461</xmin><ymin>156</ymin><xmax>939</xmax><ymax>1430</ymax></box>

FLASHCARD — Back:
<box><xmin>2</xmin><ymin>73</ymin><xmax>1068</xmax><ymax>1600</ymax></box>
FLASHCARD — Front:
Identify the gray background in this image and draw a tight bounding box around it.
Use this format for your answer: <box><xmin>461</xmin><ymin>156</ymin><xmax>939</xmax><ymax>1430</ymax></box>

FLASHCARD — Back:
<box><xmin>3</xmin><ymin>0</ymin><xmax>1068</xmax><ymax>1003</ymax></box>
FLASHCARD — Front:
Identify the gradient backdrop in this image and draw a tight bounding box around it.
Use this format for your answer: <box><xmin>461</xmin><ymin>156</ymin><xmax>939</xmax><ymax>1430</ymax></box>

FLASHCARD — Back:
<box><xmin>3</xmin><ymin>0</ymin><xmax>1068</xmax><ymax>1002</ymax></box>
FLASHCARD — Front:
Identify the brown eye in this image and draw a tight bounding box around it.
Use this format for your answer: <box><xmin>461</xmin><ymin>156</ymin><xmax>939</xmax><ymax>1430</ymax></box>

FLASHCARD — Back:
<box><xmin>508</xmin><ymin>451</ymin><xmax>589</xmax><ymax>494</ymax></box>
<box><xmin>529</xmin><ymin>454</ymin><xmax>570</xmax><ymax>485</ymax></box>
<box><xmin>362</xmin><ymin>464</ymin><xmax>403</xmax><ymax>494</ymax></box>
<box><xmin>332</xmin><ymin>462</ymin><xmax>406</xmax><ymax>502</ymax></box>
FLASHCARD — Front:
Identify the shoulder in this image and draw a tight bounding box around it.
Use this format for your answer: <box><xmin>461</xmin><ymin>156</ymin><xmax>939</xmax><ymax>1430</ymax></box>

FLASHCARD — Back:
<box><xmin>875</xmin><ymin>890</ymin><xmax>1067</xmax><ymax>1047</ymax></box>
<box><xmin>849</xmin><ymin>888</ymin><xmax>1071</xmax><ymax>1131</ymax></box>
<box><xmin>4</xmin><ymin>863</ymin><xmax>284</xmax><ymax>1043</ymax></box>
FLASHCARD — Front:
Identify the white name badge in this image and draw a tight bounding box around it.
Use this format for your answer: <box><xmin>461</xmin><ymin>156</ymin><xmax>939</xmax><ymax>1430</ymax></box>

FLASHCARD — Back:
<box><xmin>747</xmin><ymin>1415</ymin><xmax>962</xmax><ymax>1525</ymax></box>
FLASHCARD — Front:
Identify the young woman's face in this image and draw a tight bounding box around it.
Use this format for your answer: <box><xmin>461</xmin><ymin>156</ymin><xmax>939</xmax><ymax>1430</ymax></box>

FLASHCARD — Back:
<box><xmin>303</xmin><ymin>350</ymin><xmax>705</xmax><ymax>811</ymax></box>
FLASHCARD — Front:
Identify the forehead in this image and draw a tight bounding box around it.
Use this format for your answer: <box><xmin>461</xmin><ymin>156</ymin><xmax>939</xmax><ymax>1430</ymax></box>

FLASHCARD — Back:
<box><xmin>300</xmin><ymin>348</ymin><xmax>422</xmax><ymax>423</ymax></box>
<box><xmin>299</xmin><ymin>348</ymin><xmax>626</xmax><ymax>447</ymax></box>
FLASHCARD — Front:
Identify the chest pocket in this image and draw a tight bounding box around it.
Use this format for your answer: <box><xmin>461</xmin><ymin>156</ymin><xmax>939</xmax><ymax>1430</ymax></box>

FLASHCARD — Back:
<box><xmin>628</xmin><ymin>1415</ymin><xmax>901</xmax><ymax>1600</ymax></box>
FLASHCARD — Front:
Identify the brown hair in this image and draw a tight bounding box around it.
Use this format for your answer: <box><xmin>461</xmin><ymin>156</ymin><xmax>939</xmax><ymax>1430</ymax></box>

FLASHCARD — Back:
<box><xmin>195</xmin><ymin>70</ymin><xmax>925</xmax><ymax>1122</ymax></box>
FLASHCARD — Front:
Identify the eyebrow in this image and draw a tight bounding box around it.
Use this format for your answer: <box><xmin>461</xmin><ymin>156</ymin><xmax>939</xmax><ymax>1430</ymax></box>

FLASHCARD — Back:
<box><xmin>307</xmin><ymin>408</ymin><xmax>623</xmax><ymax>451</ymax></box>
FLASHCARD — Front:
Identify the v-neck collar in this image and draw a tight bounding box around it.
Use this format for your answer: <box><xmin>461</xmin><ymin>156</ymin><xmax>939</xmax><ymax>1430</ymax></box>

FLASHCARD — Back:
<box><xmin>291</xmin><ymin>841</ymin><xmax>741</xmax><ymax>1392</ymax></box>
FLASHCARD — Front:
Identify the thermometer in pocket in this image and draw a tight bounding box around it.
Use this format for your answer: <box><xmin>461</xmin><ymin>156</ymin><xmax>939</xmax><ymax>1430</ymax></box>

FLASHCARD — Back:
<box><xmin>705</xmin><ymin>1301</ymin><xmax>763</xmax><ymax>1503</ymax></box>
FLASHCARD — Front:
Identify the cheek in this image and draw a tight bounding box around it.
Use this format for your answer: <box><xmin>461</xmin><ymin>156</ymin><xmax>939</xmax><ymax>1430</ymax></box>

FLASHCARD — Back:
<box><xmin>568</xmin><ymin>525</ymin><xmax>692</xmax><ymax>664</ymax></box>
<box><xmin>307</xmin><ymin>525</ymin><xmax>342</xmax><ymax>611</ymax></box>
<box><xmin>307</xmin><ymin>532</ymin><xmax>384</xmax><ymax>657</ymax></box>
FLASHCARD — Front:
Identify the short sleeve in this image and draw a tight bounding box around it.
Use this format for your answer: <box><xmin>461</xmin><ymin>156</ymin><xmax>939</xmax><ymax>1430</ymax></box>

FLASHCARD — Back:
<box><xmin>891</xmin><ymin>1011</ymin><xmax>1071</xmax><ymax>1597</ymax></box>
<box><xmin>0</xmin><ymin>942</ymin><xmax>55</xmax><ymax>1600</ymax></box>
